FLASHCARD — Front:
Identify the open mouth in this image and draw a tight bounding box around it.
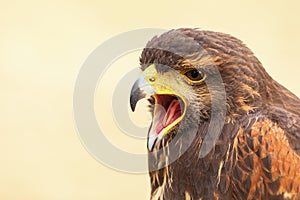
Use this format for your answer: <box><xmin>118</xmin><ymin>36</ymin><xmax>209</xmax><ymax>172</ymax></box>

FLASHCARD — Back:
<box><xmin>129</xmin><ymin>74</ymin><xmax>188</xmax><ymax>151</ymax></box>
<box><xmin>149</xmin><ymin>94</ymin><xmax>186</xmax><ymax>138</ymax></box>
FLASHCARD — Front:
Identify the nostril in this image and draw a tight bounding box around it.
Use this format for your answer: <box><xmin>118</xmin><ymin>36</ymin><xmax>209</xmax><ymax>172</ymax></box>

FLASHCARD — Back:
<box><xmin>149</xmin><ymin>77</ymin><xmax>155</xmax><ymax>82</ymax></box>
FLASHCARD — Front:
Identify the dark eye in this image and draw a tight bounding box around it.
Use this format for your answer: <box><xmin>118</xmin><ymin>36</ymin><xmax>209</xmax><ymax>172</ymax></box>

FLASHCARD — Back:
<box><xmin>184</xmin><ymin>69</ymin><xmax>205</xmax><ymax>82</ymax></box>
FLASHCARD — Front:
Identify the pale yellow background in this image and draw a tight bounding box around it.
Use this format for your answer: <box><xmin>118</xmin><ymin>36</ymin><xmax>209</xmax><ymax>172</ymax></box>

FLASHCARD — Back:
<box><xmin>1</xmin><ymin>0</ymin><xmax>300</xmax><ymax>199</ymax></box>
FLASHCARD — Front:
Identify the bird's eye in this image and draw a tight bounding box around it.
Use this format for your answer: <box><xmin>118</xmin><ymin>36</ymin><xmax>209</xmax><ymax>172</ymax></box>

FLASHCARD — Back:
<box><xmin>183</xmin><ymin>69</ymin><xmax>206</xmax><ymax>83</ymax></box>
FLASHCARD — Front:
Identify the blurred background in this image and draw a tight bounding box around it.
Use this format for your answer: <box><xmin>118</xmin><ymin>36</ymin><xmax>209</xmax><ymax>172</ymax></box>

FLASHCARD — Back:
<box><xmin>1</xmin><ymin>0</ymin><xmax>299</xmax><ymax>199</ymax></box>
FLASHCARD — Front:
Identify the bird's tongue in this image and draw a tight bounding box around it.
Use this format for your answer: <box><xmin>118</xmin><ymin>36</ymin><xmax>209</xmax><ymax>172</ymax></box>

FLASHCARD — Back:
<box><xmin>153</xmin><ymin>98</ymin><xmax>182</xmax><ymax>135</ymax></box>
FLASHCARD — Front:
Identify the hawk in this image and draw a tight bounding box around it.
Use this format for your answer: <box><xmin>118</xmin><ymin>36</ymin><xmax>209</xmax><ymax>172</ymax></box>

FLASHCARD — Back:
<box><xmin>130</xmin><ymin>28</ymin><xmax>300</xmax><ymax>199</ymax></box>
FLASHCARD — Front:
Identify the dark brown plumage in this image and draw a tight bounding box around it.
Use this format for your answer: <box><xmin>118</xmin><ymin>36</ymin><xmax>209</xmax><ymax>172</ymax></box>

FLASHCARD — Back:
<box><xmin>131</xmin><ymin>28</ymin><xmax>300</xmax><ymax>199</ymax></box>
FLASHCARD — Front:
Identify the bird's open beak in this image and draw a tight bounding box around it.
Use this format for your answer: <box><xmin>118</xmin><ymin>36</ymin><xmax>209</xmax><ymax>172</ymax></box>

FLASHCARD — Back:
<box><xmin>130</xmin><ymin>64</ymin><xmax>186</xmax><ymax>151</ymax></box>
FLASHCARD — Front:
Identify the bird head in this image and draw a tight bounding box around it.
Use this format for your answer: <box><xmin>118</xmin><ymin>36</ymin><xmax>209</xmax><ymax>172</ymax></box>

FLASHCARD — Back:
<box><xmin>130</xmin><ymin>28</ymin><xmax>264</xmax><ymax>152</ymax></box>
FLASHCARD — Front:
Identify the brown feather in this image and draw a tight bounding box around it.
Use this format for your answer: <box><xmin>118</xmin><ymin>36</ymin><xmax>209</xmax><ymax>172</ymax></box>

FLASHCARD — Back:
<box><xmin>139</xmin><ymin>28</ymin><xmax>300</xmax><ymax>199</ymax></box>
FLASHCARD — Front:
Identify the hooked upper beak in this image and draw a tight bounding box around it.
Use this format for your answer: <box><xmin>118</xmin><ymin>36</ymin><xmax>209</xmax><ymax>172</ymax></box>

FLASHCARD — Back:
<box><xmin>130</xmin><ymin>76</ymin><xmax>155</xmax><ymax>112</ymax></box>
